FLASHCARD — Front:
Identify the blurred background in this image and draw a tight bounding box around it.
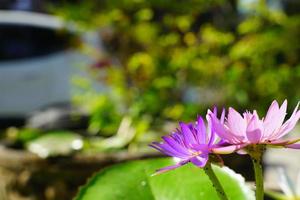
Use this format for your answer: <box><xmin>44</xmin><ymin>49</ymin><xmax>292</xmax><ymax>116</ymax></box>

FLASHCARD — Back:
<box><xmin>0</xmin><ymin>0</ymin><xmax>299</xmax><ymax>199</ymax></box>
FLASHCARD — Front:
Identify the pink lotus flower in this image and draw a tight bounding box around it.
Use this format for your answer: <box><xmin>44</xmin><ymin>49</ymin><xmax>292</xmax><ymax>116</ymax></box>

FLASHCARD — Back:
<box><xmin>209</xmin><ymin>100</ymin><xmax>300</xmax><ymax>153</ymax></box>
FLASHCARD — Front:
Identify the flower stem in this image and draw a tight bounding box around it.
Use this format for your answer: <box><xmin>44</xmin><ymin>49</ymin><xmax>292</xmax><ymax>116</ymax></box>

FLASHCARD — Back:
<box><xmin>248</xmin><ymin>145</ymin><xmax>265</xmax><ymax>200</ymax></box>
<box><xmin>204</xmin><ymin>162</ymin><xmax>229</xmax><ymax>200</ymax></box>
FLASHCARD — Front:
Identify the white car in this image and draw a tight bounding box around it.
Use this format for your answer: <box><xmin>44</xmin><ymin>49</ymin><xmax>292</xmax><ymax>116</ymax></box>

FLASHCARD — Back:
<box><xmin>0</xmin><ymin>10</ymin><xmax>101</xmax><ymax>120</ymax></box>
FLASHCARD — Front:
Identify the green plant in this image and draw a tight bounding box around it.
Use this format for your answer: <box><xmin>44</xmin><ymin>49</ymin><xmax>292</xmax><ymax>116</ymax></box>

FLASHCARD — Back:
<box><xmin>75</xmin><ymin>158</ymin><xmax>254</xmax><ymax>200</ymax></box>
<box><xmin>53</xmin><ymin>0</ymin><xmax>300</xmax><ymax>149</ymax></box>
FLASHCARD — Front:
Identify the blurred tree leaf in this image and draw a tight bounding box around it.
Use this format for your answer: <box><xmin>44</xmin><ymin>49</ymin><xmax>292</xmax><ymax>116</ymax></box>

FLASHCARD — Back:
<box><xmin>52</xmin><ymin>0</ymin><xmax>300</xmax><ymax>146</ymax></box>
<box><xmin>26</xmin><ymin>131</ymin><xmax>83</xmax><ymax>158</ymax></box>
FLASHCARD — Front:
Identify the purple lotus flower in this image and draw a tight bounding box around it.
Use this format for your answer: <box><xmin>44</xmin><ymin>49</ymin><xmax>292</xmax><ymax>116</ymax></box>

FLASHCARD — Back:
<box><xmin>209</xmin><ymin>100</ymin><xmax>300</xmax><ymax>153</ymax></box>
<box><xmin>150</xmin><ymin>112</ymin><xmax>233</xmax><ymax>174</ymax></box>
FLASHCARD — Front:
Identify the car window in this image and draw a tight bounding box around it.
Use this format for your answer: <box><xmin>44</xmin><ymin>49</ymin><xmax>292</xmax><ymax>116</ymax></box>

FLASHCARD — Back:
<box><xmin>0</xmin><ymin>24</ymin><xmax>72</xmax><ymax>61</ymax></box>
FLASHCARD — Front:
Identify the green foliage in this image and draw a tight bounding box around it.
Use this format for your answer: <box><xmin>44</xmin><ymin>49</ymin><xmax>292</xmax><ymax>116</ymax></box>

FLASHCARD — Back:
<box><xmin>53</xmin><ymin>1</ymin><xmax>300</xmax><ymax>146</ymax></box>
<box><xmin>87</xmin><ymin>95</ymin><xmax>122</xmax><ymax>135</ymax></box>
<box><xmin>5</xmin><ymin>127</ymin><xmax>40</xmax><ymax>144</ymax></box>
<box><xmin>75</xmin><ymin>158</ymin><xmax>254</xmax><ymax>200</ymax></box>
